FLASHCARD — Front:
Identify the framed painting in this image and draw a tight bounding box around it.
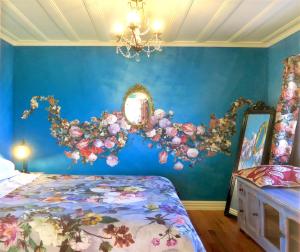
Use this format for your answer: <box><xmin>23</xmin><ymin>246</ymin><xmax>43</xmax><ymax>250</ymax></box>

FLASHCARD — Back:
<box><xmin>224</xmin><ymin>102</ymin><xmax>275</xmax><ymax>217</ymax></box>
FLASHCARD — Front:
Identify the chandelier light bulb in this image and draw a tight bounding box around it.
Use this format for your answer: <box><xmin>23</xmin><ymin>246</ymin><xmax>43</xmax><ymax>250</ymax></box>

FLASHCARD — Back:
<box><xmin>127</xmin><ymin>11</ymin><xmax>141</xmax><ymax>26</ymax></box>
<box><xmin>115</xmin><ymin>0</ymin><xmax>162</xmax><ymax>60</ymax></box>
<box><xmin>152</xmin><ymin>20</ymin><xmax>163</xmax><ymax>33</ymax></box>
<box><xmin>113</xmin><ymin>23</ymin><xmax>124</xmax><ymax>35</ymax></box>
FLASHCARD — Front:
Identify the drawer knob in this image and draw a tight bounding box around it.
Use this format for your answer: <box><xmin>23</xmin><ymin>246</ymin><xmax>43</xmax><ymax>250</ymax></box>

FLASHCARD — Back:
<box><xmin>239</xmin><ymin>209</ymin><xmax>244</xmax><ymax>213</ymax></box>
<box><xmin>239</xmin><ymin>188</ymin><xmax>244</xmax><ymax>192</ymax></box>
<box><xmin>252</xmin><ymin>213</ymin><xmax>258</xmax><ymax>217</ymax></box>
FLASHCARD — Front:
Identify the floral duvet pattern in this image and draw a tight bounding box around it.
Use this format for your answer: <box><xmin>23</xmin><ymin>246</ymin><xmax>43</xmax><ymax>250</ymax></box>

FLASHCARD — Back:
<box><xmin>0</xmin><ymin>175</ymin><xmax>205</xmax><ymax>252</ymax></box>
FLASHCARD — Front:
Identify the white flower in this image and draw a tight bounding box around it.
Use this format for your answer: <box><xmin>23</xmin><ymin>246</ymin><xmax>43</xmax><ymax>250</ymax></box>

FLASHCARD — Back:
<box><xmin>88</xmin><ymin>153</ymin><xmax>97</xmax><ymax>162</ymax></box>
<box><xmin>69</xmin><ymin>232</ymin><xmax>90</xmax><ymax>251</ymax></box>
<box><xmin>106</xmin><ymin>155</ymin><xmax>119</xmax><ymax>167</ymax></box>
<box><xmin>159</xmin><ymin>118</ymin><xmax>171</xmax><ymax>128</ymax></box>
<box><xmin>196</xmin><ymin>126</ymin><xmax>205</xmax><ymax>135</ymax></box>
<box><xmin>120</xmin><ymin>118</ymin><xmax>131</xmax><ymax>130</ymax></box>
<box><xmin>146</xmin><ymin>129</ymin><xmax>156</xmax><ymax>138</ymax></box>
<box><xmin>187</xmin><ymin>148</ymin><xmax>199</xmax><ymax>158</ymax></box>
<box><xmin>108</xmin><ymin>123</ymin><xmax>121</xmax><ymax>135</ymax></box>
<box><xmin>29</xmin><ymin>217</ymin><xmax>63</xmax><ymax>247</ymax></box>
<box><xmin>93</xmin><ymin>139</ymin><xmax>104</xmax><ymax>148</ymax></box>
<box><xmin>71</xmin><ymin>151</ymin><xmax>80</xmax><ymax>161</ymax></box>
<box><xmin>154</xmin><ymin>109</ymin><xmax>166</xmax><ymax>119</ymax></box>
<box><xmin>172</xmin><ymin>136</ymin><xmax>181</xmax><ymax>145</ymax></box>
<box><xmin>174</xmin><ymin>161</ymin><xmax>184</xmax><ymax>170</ymax></box>
<box><xmin>106</xmin><ymin>114</ymin><xmax>118</xmax><ymax>124</ymax></box>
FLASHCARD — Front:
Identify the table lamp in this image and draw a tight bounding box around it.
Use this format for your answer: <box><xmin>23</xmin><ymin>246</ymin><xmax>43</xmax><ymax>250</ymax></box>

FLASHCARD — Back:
<box><xmin>12</xmin><ymin>140</ymin><xmax>31</xmax><ymax>173</ymax></box>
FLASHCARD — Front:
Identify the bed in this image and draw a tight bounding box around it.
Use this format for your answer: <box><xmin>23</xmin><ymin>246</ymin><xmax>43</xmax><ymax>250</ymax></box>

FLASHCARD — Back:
<box><xmin>0</xmin><ymin>171</ymin><xmax>205</xmax><ymax>252</ymax></box>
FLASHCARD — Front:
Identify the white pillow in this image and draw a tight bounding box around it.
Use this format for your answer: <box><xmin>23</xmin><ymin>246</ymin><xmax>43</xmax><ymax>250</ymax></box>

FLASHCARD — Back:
<box><xmin>0</xmin><ymin>157</ymin><xmax>17</xmax><ymax>180</ymax></box>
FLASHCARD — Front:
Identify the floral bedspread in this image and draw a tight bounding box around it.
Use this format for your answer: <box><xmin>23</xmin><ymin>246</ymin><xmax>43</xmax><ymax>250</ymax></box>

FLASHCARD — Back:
<box><xmin>0</xmin><ymin>174</ymin><xmax>205</xmax><ymax>252</ymax></box>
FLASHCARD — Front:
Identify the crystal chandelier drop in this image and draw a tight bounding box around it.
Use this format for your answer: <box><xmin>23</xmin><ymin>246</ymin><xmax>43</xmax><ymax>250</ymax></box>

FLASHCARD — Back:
<box><xmin>113</xmin><ymin>0</ymin><xmax>163</xmax><ymax>61</ymax></box>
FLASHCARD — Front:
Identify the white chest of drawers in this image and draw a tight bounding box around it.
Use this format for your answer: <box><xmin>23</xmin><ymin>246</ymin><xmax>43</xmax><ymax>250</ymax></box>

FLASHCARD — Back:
<box><xmin>237</xmin><ymin>177</ymin><xmax>300</xmax><ymax>252</ymax></box>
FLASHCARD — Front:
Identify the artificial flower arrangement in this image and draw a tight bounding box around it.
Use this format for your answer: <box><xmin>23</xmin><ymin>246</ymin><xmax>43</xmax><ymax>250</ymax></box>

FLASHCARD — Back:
<box><xmin>22</xmin><ymin>96</ymin><xmax>252</xmax><ymax>169</ymax></box>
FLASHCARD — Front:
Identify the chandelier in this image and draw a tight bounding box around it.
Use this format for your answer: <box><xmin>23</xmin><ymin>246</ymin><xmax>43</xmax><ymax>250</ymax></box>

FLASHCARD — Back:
<box><xmin>113</xmin><ymin>0</ymin><xmax>163</xmax><ymax>61</ymax></box>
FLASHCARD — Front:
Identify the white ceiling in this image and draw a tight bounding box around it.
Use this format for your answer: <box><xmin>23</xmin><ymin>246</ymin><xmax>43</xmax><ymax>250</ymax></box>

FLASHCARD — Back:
<box><xmin>0</xmin><ymin>0</ymin><xmax>299</xmax><ymax>47</ymax></box>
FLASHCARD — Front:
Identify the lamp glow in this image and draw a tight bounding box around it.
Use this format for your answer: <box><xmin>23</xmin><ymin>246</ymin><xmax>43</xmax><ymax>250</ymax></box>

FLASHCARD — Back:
<box><xmin>113</xmin><ymin>23</ymin><xmax>124</xmax><ymax>36</ymax></box>
<box><xmin>13</xmin><ymin>143</ymin><xmax>31</xmax><ymax>160</ymax></box>
<box><xmin>127</xmin><ymin>11</ymin><xmax>141</xmax><ymax>26</ymax></box>
<box><xmin>152</xmin><ymin>20</ymin><xmax>163</xmax><ymax>33</ymax></box>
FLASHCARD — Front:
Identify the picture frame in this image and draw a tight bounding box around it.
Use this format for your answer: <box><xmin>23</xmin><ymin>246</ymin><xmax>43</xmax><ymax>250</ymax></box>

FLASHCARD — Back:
<box><xmin>224</xmin><ymin>101</ymin><xmax>275</xmax><ymax>217</ymax></box>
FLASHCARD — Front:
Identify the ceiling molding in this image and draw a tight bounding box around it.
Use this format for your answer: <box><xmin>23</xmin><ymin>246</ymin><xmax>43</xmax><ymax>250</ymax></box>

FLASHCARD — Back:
<box><xmin>0</xmin><ymin>27</ymin><xmax>19</xmax><ymax>41</ymax></box>
<box><xmin>263</xmin><ymin>16</ymin><xmax>300</xmax><ymax>44</ymax></box>
<box><xmin>228</xmin><ymin>0</ymin><xmax>293</xmax><ymax>42</ymax></box>
<box><xmin>196</xmin><ymin>0</ymin><xmax>244</xmax><ymax>41</ymax></box>
<box><xmin>0</xmin><ymin>0</ymin><xmax>299</xmax><ymax>48</ymax></box>
<box><xmin>0</xmin><ymin>32</ymin><xmax>17</xmax><ymax>46</ymax></box>
<box><xmin>36</xmin><ymin>0</ymin><xmax>80</xmax><ymax>41</ymax></box>
<box><xmin>0</xmin><ymin>39</ymin><xmax>268</xmax><ymax>48</ymax></box>
<box><xmin>2</xmin><ymin>0</ymin><xmax>48</xmax><ymax>41</ymax></box>
<box><xmin>265</xmin><ymin>23</ymin><xmax>300</xmax><ymax>47</ymax></box>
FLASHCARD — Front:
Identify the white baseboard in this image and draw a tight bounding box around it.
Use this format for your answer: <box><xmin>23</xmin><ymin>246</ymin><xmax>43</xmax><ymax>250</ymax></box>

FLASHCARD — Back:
<box><xmin>229</xmin><ymin>207</ymin><xmax>238</xmax><ymax>216</ymax></box>
<box><xmin>182</xmin><ymin>201</ymin><xmax>226</xmax><ymax>211</ymax></box>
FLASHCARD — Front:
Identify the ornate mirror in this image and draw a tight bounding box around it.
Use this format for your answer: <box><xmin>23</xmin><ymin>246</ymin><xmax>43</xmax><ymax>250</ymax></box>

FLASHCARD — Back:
<box><xmin>122</xmin><ymin>84</ymin><xmax>154</xmax><ymax>127</ymax></box>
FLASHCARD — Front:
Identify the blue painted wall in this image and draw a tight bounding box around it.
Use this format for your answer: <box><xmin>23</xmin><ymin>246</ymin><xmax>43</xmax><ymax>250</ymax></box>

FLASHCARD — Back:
<box><xmin>267</xmin><ymin>31</ymin><xmax>300</xmax><ymax>106</ymax></box>
<box><xmin>0</xmin><ymin>40</ymin><xmax>14</xmax><ymax>158</ymax></box>
<box><xmin>12</xmin><ymin>46</ymin><xmax>268</xmax><ymax>200</ymax></box>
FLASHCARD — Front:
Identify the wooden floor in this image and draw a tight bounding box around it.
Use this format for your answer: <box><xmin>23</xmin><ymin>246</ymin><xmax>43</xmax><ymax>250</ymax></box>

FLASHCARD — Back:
<box><xmin>188</xmin><ymin>211</ymin><xmax>264</xmax><ymax>252</ymax></box>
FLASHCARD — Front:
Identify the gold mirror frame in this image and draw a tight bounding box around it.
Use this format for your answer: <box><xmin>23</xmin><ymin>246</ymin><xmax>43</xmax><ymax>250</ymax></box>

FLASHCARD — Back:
<box><xmin>122</xmin><ymin>84</ymin><xmax>154</xmax><ymax>128</ymax></box>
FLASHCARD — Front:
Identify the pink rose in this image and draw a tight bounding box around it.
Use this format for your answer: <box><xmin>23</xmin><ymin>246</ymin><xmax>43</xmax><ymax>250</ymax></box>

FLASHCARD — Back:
<box><xmin>154</xmin><ymin>109</ymin><xmax>166</xmax><ymax>119</ymax></box>
<box><xmin>166</xmin><ymin>127</ymin><xmax>177</xmax><ymax>137</ymax></box>
<box><xmin>108</xmin><ymin>123</ymin><xmax>120</xmax><ymax>135</ymax></box>
<box><xmin>172</xmin><ymin>216</ymin><xmax>185</xmax><ymax>225</ymax></box>
<box><xmin>76</xmin><ymin>139</ymin><xmax>90</xmax><ymax>150</ymax></box>
<box><xmin>104</xmin><ymin>139</ymin><xmax>115</xmax><ymax>149</ymax></box>
<box><xmin>172</xmin><ymin>136</ymin><xmax>181</xmax><ymax>145</ymax></box>
<box><xmin>106</xmin><ymin>114</ymin><xmax>118</xmax><ymax>124</ymax></box>
<box><xmin>166</xmin><ymin>238</ymin><xmax>177</xmax><ymax>247</ymax></box>
<box><xmin>159</xmin><ymin>118</ymin><xmax>171</xmax><ymax>128</ymax></box>
<box><xmin>182</xmin><ymin>123</ymin><xmax>196</xmax><ymax>136</ymax></box>
<box><xmin>274</xmin><ymin>122</ymin><xmax>286</xmax><ymax>132</ymax></box>
<box><xmin>174</xmin><ymin>161</ymin><xmax>184</xmax><ymax>170</ymax></box>
<box><xmin>187</xmin><ymin>148</ymin><xmax>199</xmax><ymax>158</ymax></box>
<box><xmin>181</xmin><ymin>135</ymin><xmax>188</xmax><ymax>143</ymax></box>
<box><xmin>150</xmin><ymin>116</ymin><xmax>158</xmax><ymax>126</ymax></box>
<box><xmin>69</xmin><ymin>126</ymin><xmax>83</xmax><ymax>138</ymax></box>
<box><xmin>151</xmin><ymin>238</ymin><xmax>160</xmax><ymax>246</ymax></box>
<box><xmin>106</xmin><ymin>155</ymin><xmax>119</xmax><ymax>167</ymax></box>
<box><xmin>159</xmin><ymin>151</ymin><xmax>168</xmax><ymax>164</ymax></box>
<box><xmin>152</xmin><ymin>134</ymin><xmax>161</xmax><ymax>142</ymax></box>
<box><xmin>146</xmin><ymin>129</ymin><xmax>156</xmax><ymax>138</ymax></box>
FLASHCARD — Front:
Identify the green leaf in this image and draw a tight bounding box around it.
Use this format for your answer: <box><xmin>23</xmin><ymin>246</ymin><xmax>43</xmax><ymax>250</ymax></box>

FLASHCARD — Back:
<box><xmin>28</xmin><ymin>237</ymin><xmax>37</xmax><ymax>249</ymax></box>
<box><xmin>7</xmin><ymin>246</ymin><xmax>19</xmax><ymax>252</ymax></box>
<box><xmin>20</xmin><ymin>223</ymin><xmax>32</xmax><ymax>237</ymax></box>
<box><xmin>99</xmin><ymin>241</ymin><xmax>113</xmax><ymax>252</ymax></box>
<box><xmin>100</xmin><ymin>216</ymin><xmax>119</xmax><ymax>224</ymax></box>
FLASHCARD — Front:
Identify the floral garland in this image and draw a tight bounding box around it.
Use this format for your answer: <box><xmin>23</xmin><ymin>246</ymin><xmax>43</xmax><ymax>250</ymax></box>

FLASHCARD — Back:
<box><xmin>22</xmin><ymin>96</ymin><xmax>252</xmax><ymax>169</ymax></box>
<box><xmin>269</xmin><ymin>54</ymin><xmax>300</xmax><ymax>165</ymax></box>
